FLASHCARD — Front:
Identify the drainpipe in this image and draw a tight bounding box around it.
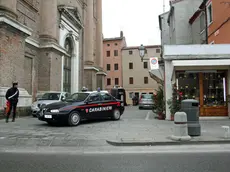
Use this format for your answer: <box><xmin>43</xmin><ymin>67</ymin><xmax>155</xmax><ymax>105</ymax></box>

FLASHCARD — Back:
<box><xmin>204</xmin><ymin>0</ymin><xmax>208</xmax><ymax>44</ymax></box>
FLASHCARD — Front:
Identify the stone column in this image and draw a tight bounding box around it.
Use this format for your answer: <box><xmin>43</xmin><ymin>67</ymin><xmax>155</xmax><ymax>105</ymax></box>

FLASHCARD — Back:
<box><xmin>164</xmin><ymin>60</ymin><xmax>174</xmax><ymax>120</ymax></box>
<box><xmin>39</xmin><ymin>0</ymin><xmax>58</xmax><ymax>43</ymax></box>
<box><xmin>84</xmin><ymin>0</ymin><xmax>94</xmax><ymax>64</ymax></box>
<box><xmin>96</xmin><ymin>0</ymin><xmax>103</xmax><ymax>68</ymax></box>
<box><xmin>0</xmin><ymin>0</ymin><xmax>17</xmax><ymax>19</ymax></box>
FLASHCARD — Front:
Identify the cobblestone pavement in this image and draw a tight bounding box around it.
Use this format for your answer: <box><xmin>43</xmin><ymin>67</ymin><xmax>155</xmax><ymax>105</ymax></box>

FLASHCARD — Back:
<box><xmin>0</xmin><ymin>106</ymin><xmax>230</xmax><ymax>147</ymax></box>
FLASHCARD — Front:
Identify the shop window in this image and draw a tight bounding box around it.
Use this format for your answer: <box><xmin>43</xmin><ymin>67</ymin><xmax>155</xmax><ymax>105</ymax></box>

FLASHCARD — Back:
<box><xmin>203</xmin><ymin>72</ymin><xmax>226</xmax><ymax>106</ymax></box>
<box><xmin>176</xmin><ymin>72</ymin><xmax>200</xmax><ymax>100</ymax></box>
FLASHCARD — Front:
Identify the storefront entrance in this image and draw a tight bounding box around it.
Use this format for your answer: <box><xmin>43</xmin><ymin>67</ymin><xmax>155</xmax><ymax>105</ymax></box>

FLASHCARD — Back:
<box><xmin>176</xmin><ymin>70</ymin><xmax>228</xmax><ymax>116</ymax></box>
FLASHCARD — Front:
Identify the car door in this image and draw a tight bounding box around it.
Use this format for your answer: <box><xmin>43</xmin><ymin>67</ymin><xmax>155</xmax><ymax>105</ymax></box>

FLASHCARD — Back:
<box><xmin>85</xmin><ymin>93</ymin><xmax>102</xmax><ymax>119</ymax></box>
<box><xmin>100</xmin><ymin>93</ymin><xmax>117</xmax><ymax>118</ymax></box>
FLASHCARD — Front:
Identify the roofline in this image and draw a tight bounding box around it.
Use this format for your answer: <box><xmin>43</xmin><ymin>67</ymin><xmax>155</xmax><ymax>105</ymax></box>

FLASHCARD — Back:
<box><xmin>159</xmin><ymin>11</ymin><xmax>169</xmax><ymax>30</ymax></box>
<box><xmin>122</xmin><ymin>45</ymin><xmax>161</xmax><ymax>50</ymax></box>
<box><xmin>167</xmin><ymin>6</ymin><xmax>174</xmax><ymax>23</ymax></box>
<box><xmin>103</xmin><ymin>37</ymin><xmax>125</xmax><ymax>42</ymax></box>
<box><xmin>189</xmin><ymin>0</ymin><xmax>206</xmax><ymax>24</ymax></box>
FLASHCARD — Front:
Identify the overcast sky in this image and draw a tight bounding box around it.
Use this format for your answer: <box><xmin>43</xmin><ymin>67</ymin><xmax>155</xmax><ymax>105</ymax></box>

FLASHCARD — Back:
<box><xmin>102</xmin><ymin>0</ymin><xmax>170</xmax><ymax>46</ymax></box>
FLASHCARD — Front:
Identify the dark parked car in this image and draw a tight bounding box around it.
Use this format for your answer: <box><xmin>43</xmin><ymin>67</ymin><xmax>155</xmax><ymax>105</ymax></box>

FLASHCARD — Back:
<box><xmin>37</xmin><ymin>91</ymin><xmax>125</xmax><ymax>126</ymax></box>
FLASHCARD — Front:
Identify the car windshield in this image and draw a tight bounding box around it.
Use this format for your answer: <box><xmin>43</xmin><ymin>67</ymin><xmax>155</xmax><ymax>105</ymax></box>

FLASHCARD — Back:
<box><xmin>40</xmin><ymin>93</ymin><xmax>61</xmax><ymax>100</ymax></box>
<box><xmin>141</xmin><ymin>94</ymin><xmax>153</xmax><ymax>99</ymax></box>
<box><xmin>66</xmin><ymin>93</ymin><xmax>89</xmax><ymax>102</ymax></box>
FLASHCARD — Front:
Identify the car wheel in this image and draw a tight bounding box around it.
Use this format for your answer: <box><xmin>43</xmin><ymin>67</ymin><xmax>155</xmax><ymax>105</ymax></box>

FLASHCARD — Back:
<box><xmin>112</xmin><ymin>109</ymin><xmax>121</xmax><ymax>120</ymax></box>
<box><xmin>68</xmin><ymin>111</ymin><xmax>81</xmax><ymax>126</ymax></box>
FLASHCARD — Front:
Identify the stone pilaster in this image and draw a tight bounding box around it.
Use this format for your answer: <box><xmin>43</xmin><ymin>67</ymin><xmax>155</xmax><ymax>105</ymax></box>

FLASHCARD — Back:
<box><xmin>38</xmin><ymin>0</ymin><xmax>64</xmax><ymax>92</ymax></box>
<box><xmin>96</xmin><ymin>0</ymin><xmax>103</xmax><ymax>68</ymax></box>
<box><xmin>84</xmin><ymin>0</ymin><xmax>94</xmax><ymax>63</ymax></box>
<box><xmin>0</xmin><ymin>0</ymin><xmax>17</xmax><ymax>19</ymax></box>
<box><xmin>39</xmin><ymin>0</ymin><xmax>58</xmax><ymax>43</ymax></box>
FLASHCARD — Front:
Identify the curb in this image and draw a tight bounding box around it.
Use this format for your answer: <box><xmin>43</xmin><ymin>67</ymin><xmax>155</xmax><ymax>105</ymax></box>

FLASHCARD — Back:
<box><xmin>106</xmin><ymin>139</ymin><xmax>230</xmax><ymax>146</ymax></box>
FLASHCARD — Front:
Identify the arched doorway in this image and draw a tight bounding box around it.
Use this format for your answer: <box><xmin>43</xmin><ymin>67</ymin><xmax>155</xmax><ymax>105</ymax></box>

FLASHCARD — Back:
<box><xmin>63</xmin><ymin>37</ymin><xmax>73</xmax><ymax>93</ymax></box>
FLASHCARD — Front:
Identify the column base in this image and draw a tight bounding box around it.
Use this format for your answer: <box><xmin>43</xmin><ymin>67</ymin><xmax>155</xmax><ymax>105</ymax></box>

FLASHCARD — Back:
<box><xmin>0</xmin><ymin>87</ymin><xmax>32</xmax><ymax>109</ymax></box>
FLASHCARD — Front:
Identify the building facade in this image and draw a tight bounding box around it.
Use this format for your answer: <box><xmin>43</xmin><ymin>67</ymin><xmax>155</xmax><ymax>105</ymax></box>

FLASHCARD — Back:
<box><xmin>122</xmin><ymin>45</ymin><xmax>161</xmax><ymax>105</ymax></box>
<box><xmin>0</xmin><ymin>0</ymin><xmax>104</xmax><ymax>109</ymax></box>
<box><xmin>103</xmin><ymin>31</ymin><xmax>126</xmax><ymax>91</ymax></box>
<box><xmin>167</xmin><ymin>0</ymin><xmax>203</xmax><ymax>45</ymax></box>
<box><xmin>207</xmin><ymin>0</ymin><xmax>230</xmax><ymax>44</ymax></box>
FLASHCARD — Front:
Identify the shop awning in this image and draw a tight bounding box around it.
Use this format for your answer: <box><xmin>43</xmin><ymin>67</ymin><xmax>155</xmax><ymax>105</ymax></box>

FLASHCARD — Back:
<box><xmin>172</xmin><ymin>59</ymin><xmax>230</xmax><ymax>67</ymax></box>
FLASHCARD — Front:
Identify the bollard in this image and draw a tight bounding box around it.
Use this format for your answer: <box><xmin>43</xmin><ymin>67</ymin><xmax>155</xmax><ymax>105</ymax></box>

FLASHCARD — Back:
<box><xmin>170</xmin><ymin>112</ymin><xmax>191</xmax><ymax>141</ymax></box>
<box><xmin>221</xmin><ymin>126</ymin><xmax>230</xmax><ymax>138</ymax></box>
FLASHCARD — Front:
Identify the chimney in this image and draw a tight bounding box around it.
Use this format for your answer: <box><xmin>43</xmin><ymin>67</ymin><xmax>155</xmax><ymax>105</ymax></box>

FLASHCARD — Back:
<box><xmin>120</xmin><ymin>31</ymin><xmax>123</xmax><ymax>38</ymax></box>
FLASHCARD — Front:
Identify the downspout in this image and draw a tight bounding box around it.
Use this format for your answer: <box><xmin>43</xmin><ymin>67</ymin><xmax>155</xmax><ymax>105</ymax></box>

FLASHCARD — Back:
<box><xmin>204</xmin><ymin>0</ymin><xmax>208</xmax><ymax>44</ymax></box>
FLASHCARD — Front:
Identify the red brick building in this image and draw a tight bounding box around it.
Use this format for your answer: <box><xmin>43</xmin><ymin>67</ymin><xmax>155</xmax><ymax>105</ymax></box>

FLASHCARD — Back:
<box><xmin>207</xmin><ymin>0</ymin><xmax>230</xmax><ymax>44</ymax></box>
<box><xmin>103</xmin><ymin>31</ymin><xmax>126</xmax><ymax>91</ymax></box>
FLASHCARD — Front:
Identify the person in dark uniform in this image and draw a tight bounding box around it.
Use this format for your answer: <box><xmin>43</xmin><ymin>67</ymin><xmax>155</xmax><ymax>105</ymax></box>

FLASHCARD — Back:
<box><xmin>5</xmin><ymin>82</ymin><xmax>19</xmax><ymax>123</ymax></box>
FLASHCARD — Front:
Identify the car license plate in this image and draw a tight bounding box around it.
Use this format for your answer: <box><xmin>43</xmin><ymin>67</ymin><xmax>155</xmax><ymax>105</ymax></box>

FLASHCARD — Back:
<box><xmin>44</xmin><ymin>115</ymin><xmax>52</xmax><ymax>119</ymax></box>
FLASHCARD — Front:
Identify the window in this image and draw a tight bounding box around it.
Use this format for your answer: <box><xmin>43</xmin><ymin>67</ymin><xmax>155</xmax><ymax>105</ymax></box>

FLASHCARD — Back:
<box><xmin>144</xmin><ymin>77</ymin><xmax>148</xmax><ymax>84</ymax></box>
<box><xmin>156</xmin><ymin>49</ymin><xmax>161</xmax><ymax>53</ymax></box>
<box><xmin>129</xmin><ymin>62</ymin><xmax>133</xmax><ymax>69</ymax></box>
<box><xmin>106</xmin><ymin>64</ymin><xmax>110</xmax><ymax>71</ymax></box>
<box><xmin>107</xmin><ymin>44</ymin><xmax>110</xmax><ymax>46</ymax></box>
<box><xmin>129</xmin><ymin>51</ymin><xmax>133</xmax><ymax>55</ymax></box>
<box><xmin>143</xmin><ymin>62</ymin><xmax>148</xmax><ymax>69</ymax></box>
<box><xmin>115</xmin><ymin>78</ymin><xmax>119</xmax><ymax>85</ymax></box>
<box><xmin>107</xmin><ymin>78</ymin><xmax>111</xmax><ymax>85</ymax></box>
<box><xmin>101</xmin><ymin>93</ymin><xmax>114</xmax><ymax>101</ymax></box>
<box><xmin>114</xmin><ymin>63</ymin><xmax>118</xmax><ymax>70</ymax></box>
<box><xmin>115</xmin><ymin>43</ymin><xmax>118</xmax><ymax>46</ymax></box>
<box><xmin>200</xmin><ymin>12</ymin><xmax>205</xmax><ymax>32</ymax></box>
<box><xmin>129</xmin><ymin>77</ymin><xmax>133</xmax><ymax>84</ymax></box>
<box><xmin>145</xmin><ymin>49</ymin><xmax>147</xmax><ymax>54</ymax></box>
<box><xmin>129</xmin><ymin>92</ymin><xmax>134</xmax><ymax>99</ymax></box>
<box><xmin>106</xmin><ymin>51</ymin><xmax>110</xmax><ymax>57</ymax></box>
<box><xmin>64</xmin><ymin>93</ymin><xmax>71</xmax><ymax>99</ymax></box>
<box><xmin>207</xmin><ymin>3</ymin><xmax>213</xmax><ymax>25</ymax></box>
<box><xmin>41</xmin><ymin>93</ymin><xmax>61</xmax><ymax>100</ymax></box>
<box><xmin>114</xmin><ymin>50</ymin><xmax>118</xmax><ymax>56</ymax></box>
<box><xmin>63</xmin><ymin>38</ymin><xmax>72</xmax><ymax>93</ymax></box>
<box><xmin>66</xmin><ymin>93</ymin><xmax>90</xmax><ymax>102</ymax></box>
<box><xmin>87</xmin><ymin>93</ymin><xmax>100</xmax><ymax>102</ymax></box>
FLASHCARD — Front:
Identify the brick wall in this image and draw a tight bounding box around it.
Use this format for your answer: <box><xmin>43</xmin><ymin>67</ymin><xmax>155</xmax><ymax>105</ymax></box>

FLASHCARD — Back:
<box><xmin>0</xmin><ymin>24</ymin><xmax>26</xmax><ymax>87</ymax></box>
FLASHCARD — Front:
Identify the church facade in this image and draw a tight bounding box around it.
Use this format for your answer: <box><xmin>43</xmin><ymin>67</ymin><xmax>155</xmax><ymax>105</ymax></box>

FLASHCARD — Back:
<box><xmin>0</xmin><ymin>0</ymin><xmax>105</xmax><ymax>108</ymax></box>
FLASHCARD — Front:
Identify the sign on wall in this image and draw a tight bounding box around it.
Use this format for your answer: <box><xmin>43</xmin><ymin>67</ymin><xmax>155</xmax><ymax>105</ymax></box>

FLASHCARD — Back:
<box><xmin>149</xmin><ymin>57</ymin><xmax>159</xmax><ymax>70</ymax></box>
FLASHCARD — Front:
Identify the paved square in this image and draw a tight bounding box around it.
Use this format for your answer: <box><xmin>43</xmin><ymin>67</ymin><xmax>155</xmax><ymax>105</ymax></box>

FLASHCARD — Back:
<box><xmin>0</xmin><ymin>106</ymin><xmax>230</xmax><ymax>147</ymax></box>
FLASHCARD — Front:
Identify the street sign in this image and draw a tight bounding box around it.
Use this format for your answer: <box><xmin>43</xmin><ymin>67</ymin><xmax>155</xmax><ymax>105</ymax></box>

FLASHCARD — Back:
<box><xmin>149</xmin><ymin>57</ymin><xmax>159</xmax><ymax>70</ymax></box>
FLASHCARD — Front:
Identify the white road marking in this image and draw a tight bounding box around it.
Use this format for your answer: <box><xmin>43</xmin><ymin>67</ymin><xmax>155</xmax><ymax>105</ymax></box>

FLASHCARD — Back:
<box><xmin>145</xmin><ymin>112</ymin><xmax>150</xmax><ymax>120</ymax></box>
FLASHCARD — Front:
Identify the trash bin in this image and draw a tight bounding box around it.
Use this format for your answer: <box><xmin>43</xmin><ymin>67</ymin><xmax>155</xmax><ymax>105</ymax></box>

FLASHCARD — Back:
<box><xmin>180</xmin><ymin>99</ymin><xmax>201</xmax><ymax>136</ymax></box>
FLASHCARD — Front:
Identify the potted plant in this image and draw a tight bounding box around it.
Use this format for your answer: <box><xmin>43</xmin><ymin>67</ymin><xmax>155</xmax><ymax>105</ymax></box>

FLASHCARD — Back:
<box><xmin>153</xmin><ymin>84</ymin><xmax>165</xmax><ymax>120</ymax></box>
<box><xmin>167</xmin><ymin>84</ymin><xmax>183</xmax><ymax>121</ymax></box>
